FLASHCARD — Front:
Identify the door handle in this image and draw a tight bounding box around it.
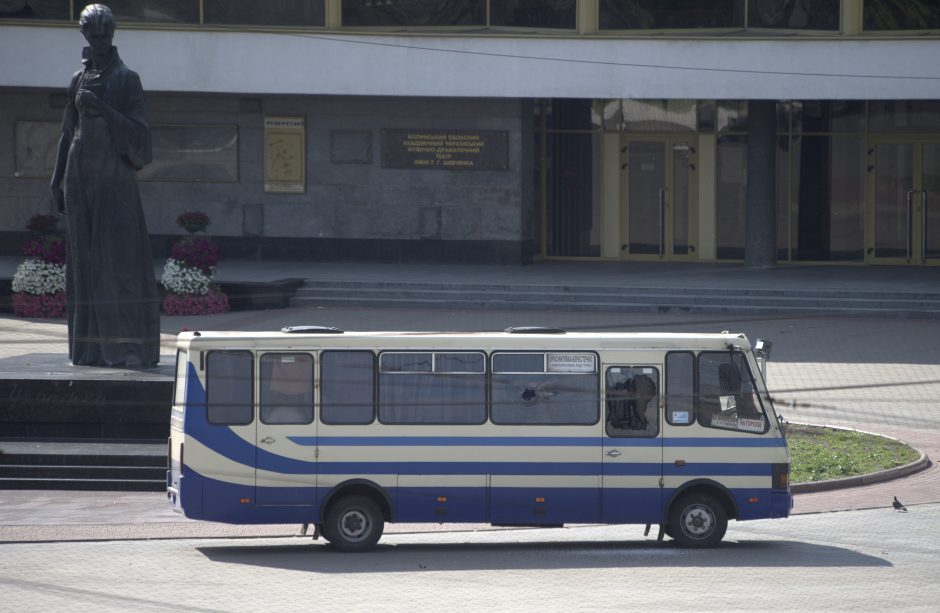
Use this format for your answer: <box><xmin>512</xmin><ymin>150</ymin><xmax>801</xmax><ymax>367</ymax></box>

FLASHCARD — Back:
<box><xmin>658</xmin><ymin>187</ymin><xmax>667</xmax><ymax>258</ymax></box>
<box><xmin>922</xmin><ymin>190</ymin><xmax>928</xmax><ymax>262</ymax></box>
<box><xmin>606</xmin><ymin>449</ymin><xmax>622</xmax><ymax>457</ymax></box>
<box><xmin>260</xmin><ymin>436</ymin><xmax>275</xmax><ymax>444</ymax></box>
<box><xmin>907</xmin><ymin>189</ymin><xmax>916</xmax><ymax>260</ymax></box>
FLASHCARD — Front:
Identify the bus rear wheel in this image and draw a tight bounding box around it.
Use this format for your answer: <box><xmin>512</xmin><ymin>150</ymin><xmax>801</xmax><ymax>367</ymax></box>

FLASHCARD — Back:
<box><xmin>322</xmin><ymin>495</ymin><xmax>384</xmax><ymax>553</ymax></box>
<box><xmin>668</xmin><ymin>492</ymin><xmax>727</xmax><ymax>548</ymax></box>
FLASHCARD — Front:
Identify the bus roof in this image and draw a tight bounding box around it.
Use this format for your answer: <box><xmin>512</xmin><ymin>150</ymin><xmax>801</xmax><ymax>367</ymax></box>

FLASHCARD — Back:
<box><xmin>175</xmin><ymin>328</ymin><xmax>751</xmax><ymax>352</ymax></box>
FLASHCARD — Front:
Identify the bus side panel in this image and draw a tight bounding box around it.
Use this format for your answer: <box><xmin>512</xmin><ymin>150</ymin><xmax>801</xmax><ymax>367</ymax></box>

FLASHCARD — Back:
<box><xmin>179</xmin><ymin>364</ymin><xmax>318</xmax><ymax>524</ymax></box>
<box><xmin>662</xmin><ymin>436</ymin><xmax>791</xmax><ymax>521</ymax></box>
<box><xmin>600</xmin><ymin>486</ymin><xmax>663</xmax><ymax>524</ymax></box>
<box><xmin>490</xmin><ymin>484</ymin><xmax>602</xmax><ymax>525</ymax></box>
<box><xmin>397</xmin><ymin>476</ymin><xmax>487</xmax><ymax>523</ymax></box>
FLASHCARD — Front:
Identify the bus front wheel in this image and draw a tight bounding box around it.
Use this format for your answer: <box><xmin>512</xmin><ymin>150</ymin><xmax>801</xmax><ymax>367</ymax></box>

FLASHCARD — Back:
<box><xmin>322</xmin><ymin>495</ymin><xmax>384</xmax><ymax>553</ymax></box>
<box><xmin>668</xmin><ymin>492</ymin><xmax>727</xmax><ymax>548</ymax></box>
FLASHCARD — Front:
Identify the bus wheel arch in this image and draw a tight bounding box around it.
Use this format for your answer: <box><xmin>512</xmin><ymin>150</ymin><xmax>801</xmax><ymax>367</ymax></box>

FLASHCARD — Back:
<box><xmin>665</xmin><ymin>481</ymin><xmax>735</xmax><ymax>548</ymax></box>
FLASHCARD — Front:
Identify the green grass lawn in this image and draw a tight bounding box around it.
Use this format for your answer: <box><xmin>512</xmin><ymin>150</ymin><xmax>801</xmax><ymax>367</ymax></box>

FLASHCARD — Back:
<box><xmin>787</xmin><ymin>423</ymin><xmax>921</xmax><ymax>484</ymax></box>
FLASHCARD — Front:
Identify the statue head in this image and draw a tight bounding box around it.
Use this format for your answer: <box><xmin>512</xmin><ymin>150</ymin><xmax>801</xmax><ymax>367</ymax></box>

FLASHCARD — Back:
<box><xmin>79</xmin><ymin>4</ymin><xmax>115</xmax><ymax>55</ymax></box>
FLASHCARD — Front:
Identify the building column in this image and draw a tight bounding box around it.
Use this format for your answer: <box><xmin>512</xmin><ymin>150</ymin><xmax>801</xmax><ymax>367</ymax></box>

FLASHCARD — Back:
<box><xmin>745</xmin><ymin>100</ymin><xmax>777</xmax><ymax>267</ymax></box>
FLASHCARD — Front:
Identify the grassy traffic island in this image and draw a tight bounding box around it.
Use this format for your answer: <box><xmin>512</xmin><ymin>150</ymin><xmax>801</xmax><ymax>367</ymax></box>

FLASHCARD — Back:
<box><xmin>787</xmin><ymin>423</ymin><xmax>922</xmax><ymax>485</ymax></box>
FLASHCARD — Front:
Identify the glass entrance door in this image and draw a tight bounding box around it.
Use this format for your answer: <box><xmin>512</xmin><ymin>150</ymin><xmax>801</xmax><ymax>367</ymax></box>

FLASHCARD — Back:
<box><xmin>868</xmin><ymin>140</ymin><xmax>940</xmax><ymax>265</ymax></box>
<box><xmin>622</xmin><ymin>136</ymin><xmax>697</xmax><ymax>260</ymax></box>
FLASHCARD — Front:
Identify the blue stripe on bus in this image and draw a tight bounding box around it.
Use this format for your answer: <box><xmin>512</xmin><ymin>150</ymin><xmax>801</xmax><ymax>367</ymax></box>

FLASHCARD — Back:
<box><xmin>314</xmin><ymin>461</ymin><xmax>768</xmax><ymax>477</ymax></box>
<box><xmin>294</xmin><ymin>436</ymin><xmax>785</xmax><ymax>448</ymax></box>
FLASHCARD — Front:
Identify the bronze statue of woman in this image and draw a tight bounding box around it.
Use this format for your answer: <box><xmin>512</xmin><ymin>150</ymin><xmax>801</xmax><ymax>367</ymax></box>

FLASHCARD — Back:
<box><xmin>49</xmin><ymin>4</ymin><xmax>160</xmax><ymax>367</ymax></box>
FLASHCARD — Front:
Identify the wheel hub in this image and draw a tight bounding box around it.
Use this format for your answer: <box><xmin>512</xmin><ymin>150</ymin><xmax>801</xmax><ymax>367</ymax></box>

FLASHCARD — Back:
<box><xmin>683</xmin><ymin>505</ymin><xmax>714</xmax><ymax>537</ymax></box>
<box><xmin>341</xmin><ymin>510</ymin><xmax>369</xmax><ymax>540</ymax></box>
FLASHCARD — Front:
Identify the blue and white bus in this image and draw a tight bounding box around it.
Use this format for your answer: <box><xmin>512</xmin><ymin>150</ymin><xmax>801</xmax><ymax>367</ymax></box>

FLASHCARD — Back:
<box><xmin>167</xmin><ymin>326</ymin><xmax>791</xmax><ymax>551</ymax></box>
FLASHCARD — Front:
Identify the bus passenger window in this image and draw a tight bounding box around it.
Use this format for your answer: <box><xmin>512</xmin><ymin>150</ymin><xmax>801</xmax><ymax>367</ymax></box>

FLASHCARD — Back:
<box><xmin>206</xmin><ymin>350</ymin><xmax>253</xmax><ymax>425</ymax></box>
<box><xmin>605</xmin><ymin>367</ymin><xmax>659</xmax><ymax>437</ymax></box>
<box><xmin>698</xmin><ymin>351</ymin><xmax>768</xmax><ymax>434</ymax></box>
<box><xmin>491</xmin><ymin>352</ymin><xmax>598</xmax><ymax>425</ymax></box>
<box><xmin>666</xmin><ymin>352</ymin><xmax>694</xmax><ymax>426</ymax></box>
<box><xmin>260</xmin><ymin>353</ymin><xmax>314</xmax><ymax>425</ymax></box>
<box><xmin>379</xmin><ymin>352</ymin><xmax>486</xmax><ymax>424</ymax></box>
<box><xmin>321</xmin><ymin>351</ymin><xmax>375</xmax><ymax>425</ymax></box>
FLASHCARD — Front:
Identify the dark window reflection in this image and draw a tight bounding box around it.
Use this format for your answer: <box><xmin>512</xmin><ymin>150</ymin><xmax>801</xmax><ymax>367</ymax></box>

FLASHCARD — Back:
<box><xmin>342</xmin><ymin>0</ymin><xmax>484</xmax><ymax>27</ymax></box>
<box><xmin>600</xmin><ymin>0</ymin><xmax>744</xmax><ymax>30</ymax></box>
<box><xmin>717</xmin><ymin>134</ymin><xmax>747</xmax><ymax>259</ymax></box>
<box><xmin>545</xmin><ymin>132</ymin><xmax>598</xmax><ymax>257</ymax></box>
<box><xmin>0</xmin><ymin>0</ymin><xmax>69</xmax><ymax>19</ymax></box>
<box><xmin>106</xmin><ymin>0</ymin><xmax>198</xmax><ymax>24</ymax></box>
<box><xmin>491</xmin><ymin>0</ymin><xmax>576</xmax><ymax>29</ymax></box>
<box><xmin>748</xmin><ymin>0</ymin><xmax>840</xmax><ymax>30</ymax></box>
<box><xmin>864</xmin><ymin>0</ymin><xmax>940</xmax><ymax>30</ymax></box>
<box><xmin>790</xmin><ymin>101</ymin><xmax>865</xmax><ymax>134</ymax></box>
<box><xmin>204</xmin><ymin>0</ymin><xmax>324</xmax><ymax>27</ymax></box>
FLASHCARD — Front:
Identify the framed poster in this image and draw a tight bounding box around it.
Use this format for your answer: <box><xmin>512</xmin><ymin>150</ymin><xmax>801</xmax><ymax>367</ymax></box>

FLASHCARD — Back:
<box><xmin>264</xmin><ymin>116</ymin><xmax>305</xmax><ymax>193</ymax></box>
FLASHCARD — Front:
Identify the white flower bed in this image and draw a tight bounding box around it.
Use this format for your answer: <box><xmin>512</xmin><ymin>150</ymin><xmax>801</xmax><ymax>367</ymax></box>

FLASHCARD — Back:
<box><xmin>161</xmin><ymin>258</ymin><xmax>212</xmax><ymax>295</ymax></box>
<box><xmin>12</xmin><ymin>258</ymin><xmax>66</xmax><ymax>295</ymax></box>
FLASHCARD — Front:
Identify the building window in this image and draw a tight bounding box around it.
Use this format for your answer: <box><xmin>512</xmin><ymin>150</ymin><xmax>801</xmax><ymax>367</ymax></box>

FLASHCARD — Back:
<box><xmin>490</xmin><ymin>0</ymin><xmax>576</xmax><ymax>29</ymax></box>
<box><xmin>748</xmin><ymin>0</ymin><xmax>840</xmax><ymax>30</ymax></box>
<box><xmin>600</xmin><ymin>0</ymin><xmax>744</xmax><ymax>30</ymax></box>
<box><xmin>106</xmin><ymin>0</ymin><xmax>199</xmax><ymax>24</ymax></box>
<box><xmin>342</xmin><ymin>0</ymin><xmax>484</xmax><ymax>27</ymax></box>
<box><xmin>203</xmin><ymin>1</ymin><xmax>325</xmax><ymax>27</ymax></box>
<box><xmin>864</xmin><ymin>0</ymin><xmax>940</xmax><ymax>31</ymax></box>
<box><xmin>0</xmin><ymin>0</ymin><xmax>69</xmax><ymax>19</ymax></box>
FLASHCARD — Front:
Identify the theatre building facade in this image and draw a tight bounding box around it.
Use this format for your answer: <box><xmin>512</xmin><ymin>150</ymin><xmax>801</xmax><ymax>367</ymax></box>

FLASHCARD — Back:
<box><xmin>2</xmin><ymin>1</ymin><xmax>939</xmax><ymax>266</ymax></box>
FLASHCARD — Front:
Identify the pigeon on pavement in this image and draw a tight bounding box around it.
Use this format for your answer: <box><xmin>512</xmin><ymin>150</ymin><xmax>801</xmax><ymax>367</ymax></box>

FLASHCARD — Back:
<box><xmin>893</xmin><ymin>496</ymin><xmax>908</xmax><ymax>512</ymax></box>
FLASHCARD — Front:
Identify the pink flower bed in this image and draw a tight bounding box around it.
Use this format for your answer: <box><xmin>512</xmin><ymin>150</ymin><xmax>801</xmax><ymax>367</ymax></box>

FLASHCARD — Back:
<box><xmin>162</xmin><ymin>290</ymin><xmax>230</xmax><ymax>316</ymax></box>
<box><xmin>170</xmin><ymin>236</ymin><xmax>220</xmax><ymax>273</ymax></box>
<box><xmin>12</xmin><ymin>291</ymin><xmax>67</xmax><ymax>319</ymax></box>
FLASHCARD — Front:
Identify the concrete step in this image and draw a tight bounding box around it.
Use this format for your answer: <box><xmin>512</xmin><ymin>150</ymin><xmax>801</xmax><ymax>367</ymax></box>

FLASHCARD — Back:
<box><xmin>295</xmin><ymin>286</ymin><xmax>940</xmax><ymax>310</ymax></box>
<box><xmin>0</xmin><ymin>477</ymin><xmax>165</xmax><ymax>492</ymax></box>
<box><xmin>297</xmin><ymin>280</ymin><xmax>940</xmax><ymax>301</ymax></box>
<box><xmin>0</xmin><ymin>443</ymin><xmax>167</xmax><ymax>492</ymax></box>
<box><xmin>291</xmin><ymin>283</ymin><xmax>940</xmax><ymax>318</ymax></box>
<box><xmin>0</xmin><ymin>453</ymin><xmax>165</xmax><ymax>468</ymax></box>
<box><xmin>0</xmin><ymin>465</ymin><xmax>165</xmax><ymax>481</ymax></box>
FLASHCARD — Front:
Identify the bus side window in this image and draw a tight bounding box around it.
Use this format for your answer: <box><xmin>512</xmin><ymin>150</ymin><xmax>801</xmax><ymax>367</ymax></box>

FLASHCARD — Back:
<box><xmin>321</xmin><ymin>351</ymin><xmax>375</xmax><ymax>425</ymax></box>
<box><xmin>260</xmin><ymin>353</ymin><xmax>314</xmax><ymax>425</ymax></box>
<box><xmin>491</xmin><ymin>352</ymin><xmax>598</xmax><ymax>425</ymax></box>
<box><xmin>665</xmin><ymin>352</ymin><xmax>695</xmax><ymax>426</ymax></box>
<box><xmin>605</xmin><ymin>367</ymin><xmax>659</xmax><ymax>437</ymax></box>
<box><xmin>206</xmin><ymin>350</ymin><xmax>253</xmax><ymax>425</ymax></box>
<box><xmin>378</xmin><ymin>351</ymin><xmax>486</xmax><ymax>425</ymax></box>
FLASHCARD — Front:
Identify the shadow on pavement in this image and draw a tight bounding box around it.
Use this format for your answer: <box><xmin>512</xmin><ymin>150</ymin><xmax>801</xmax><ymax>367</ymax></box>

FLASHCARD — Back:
<box><xmin>197</xmin><ymin>538</ymin><xmax>890</xmax><ymax>573</ymax></box>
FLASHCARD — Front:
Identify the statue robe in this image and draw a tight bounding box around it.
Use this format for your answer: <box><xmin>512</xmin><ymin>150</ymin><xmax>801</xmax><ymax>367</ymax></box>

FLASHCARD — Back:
<box><xmin>60</xmin><ymin>46</ymin><xmax>160</xmax><ymax>367</ymax></box>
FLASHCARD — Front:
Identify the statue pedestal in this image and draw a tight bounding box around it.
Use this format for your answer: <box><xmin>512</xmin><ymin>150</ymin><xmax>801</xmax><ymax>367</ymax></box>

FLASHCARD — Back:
<box><xmin>0</xmin><ymin>353</ymin><xmax>172</xmax><ymax>440</ymax></box>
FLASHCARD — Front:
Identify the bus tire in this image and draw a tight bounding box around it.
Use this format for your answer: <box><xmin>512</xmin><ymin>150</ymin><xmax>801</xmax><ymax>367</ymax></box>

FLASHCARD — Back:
<box><xmin>322</xmin><ymin>495</ymin><xmax>384</xmax><ymax>553</ymax></box>
<box><xmin>668</xmin><ymin>492</ymin><xmax>727</xmax><ymax>548</ymax></box>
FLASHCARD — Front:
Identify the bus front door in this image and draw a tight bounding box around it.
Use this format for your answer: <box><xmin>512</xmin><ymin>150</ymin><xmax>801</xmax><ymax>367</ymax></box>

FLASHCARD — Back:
<box><xmin>255</xmin><ymin>352</ymin><xmax>318</xmax><ymax>506</ymax></box>
<box><xmin>601</xmin><ymin>361</ymin><xmax>664</xmax><ymax>524</ymax></box>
